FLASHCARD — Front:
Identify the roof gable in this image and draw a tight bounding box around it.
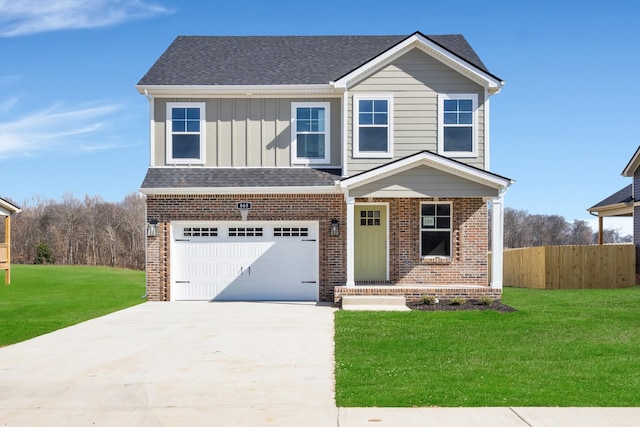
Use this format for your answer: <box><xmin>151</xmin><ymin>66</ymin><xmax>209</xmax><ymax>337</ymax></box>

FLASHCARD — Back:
<box><xmin>340</xmin><ymin>150</ymin><xmax>513</xmax><ymax>192</ymax></box>
<box><xmin>333</xmin><ymin>32</ymin><xmax>503</xmax><ymax>92</ymax></box>
<box><xmin>137</xmin><ymin>33</ymin><xmax>501</xmax><ymax>90</ymax></box>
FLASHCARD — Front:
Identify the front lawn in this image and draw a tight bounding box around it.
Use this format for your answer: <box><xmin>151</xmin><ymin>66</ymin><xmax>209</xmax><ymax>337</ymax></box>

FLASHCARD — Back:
<box><xmin>335</xmin><ymin>286</ymin><xmax>640</xmax><ymax>407</ymax></box>
<box><xmin>0</xmin><ymin>264</ymin><xmax>145</xmax><ymax>346</ymax></box>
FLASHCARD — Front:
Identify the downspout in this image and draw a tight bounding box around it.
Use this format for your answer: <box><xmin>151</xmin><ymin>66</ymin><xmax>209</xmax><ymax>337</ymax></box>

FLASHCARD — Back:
<box><xmin>142</xmin><ymin>193</ymin><xmax>149</xmax><ymax>299</ymax></box>
<box><xmin>144</xmin><ymin>89</ymin><xmax>155</xmax><ymax>167</ymax></box>
<box><xmin>588</xmin><ymin>210</ymin><xmax>604</xmax><ymax>245</ymax></box>
<box><xmin>484</xmin><ymin>88</ymin><xmax>490</xmax><ymax>170</ymax></box>
<box><xmin>142</xmin><ymin>89</ymin><xmax>153</xmax><ymax>299</ymax></box>
<box><xmin>341</xmin><ymin>87</ymin><xmax>349</xmax><ymax>177</ymax></box>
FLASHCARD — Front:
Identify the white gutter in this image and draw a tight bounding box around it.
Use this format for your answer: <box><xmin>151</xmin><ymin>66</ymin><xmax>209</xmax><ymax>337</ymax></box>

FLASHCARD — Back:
<box><xmin>136</xmin><ymin>84</ymin><xmax>340</xmax><ymax>97</ymax></box>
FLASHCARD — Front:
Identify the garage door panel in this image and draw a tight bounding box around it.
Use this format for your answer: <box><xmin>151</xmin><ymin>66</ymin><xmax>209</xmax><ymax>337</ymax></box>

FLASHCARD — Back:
<box><xmin>171</xmin><ymin>222</ymin><xmax>318</xmax><ymax>301</ymax></box>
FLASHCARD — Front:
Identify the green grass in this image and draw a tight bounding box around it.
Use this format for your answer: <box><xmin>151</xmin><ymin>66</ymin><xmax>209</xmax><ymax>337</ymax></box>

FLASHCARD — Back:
<box><xmin>0</xmin><ymin>264</ymin><xmax>146</xmax><ymax>346</ymax></box>
<box><xmin>335</xmin><ymin>286</ymin><xmax>640</xmax><ymax>407</ymax></box>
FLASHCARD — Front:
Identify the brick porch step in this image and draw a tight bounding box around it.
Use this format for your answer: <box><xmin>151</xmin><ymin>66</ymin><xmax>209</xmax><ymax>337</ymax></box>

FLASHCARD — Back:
<box><xmin>341</xmin><ymin>295</ymin><xmax>410</xmax><ymax>312</ymax></box>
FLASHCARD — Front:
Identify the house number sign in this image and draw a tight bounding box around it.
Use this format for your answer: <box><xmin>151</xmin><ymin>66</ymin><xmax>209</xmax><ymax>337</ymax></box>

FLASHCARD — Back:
<box><xmin>422</xmin><ymin>216</ymin><xmax>435</xmax><ymax>227</ymax></box>
<box><xmin>237</xmin><ymin>202</ymin><xmax>252</xmax><ymax>210</ymax></box>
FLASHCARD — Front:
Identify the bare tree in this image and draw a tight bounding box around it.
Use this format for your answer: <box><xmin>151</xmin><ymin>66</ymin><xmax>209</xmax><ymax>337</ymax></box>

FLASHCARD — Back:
<box><xmin>9</xmin><ymin>192</ymin><xmax>145</xmax><ymax>269</ymax></box>
<box><xmin>503</xmin><ymin>208</ymin><xmax>626</xmax><ymax>248</ymax></box>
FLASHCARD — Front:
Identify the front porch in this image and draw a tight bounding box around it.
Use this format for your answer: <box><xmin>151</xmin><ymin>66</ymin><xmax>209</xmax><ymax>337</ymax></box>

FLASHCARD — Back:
<box><xmin>334</xmin><ymin>284</ymin><xmax>502</xmax><ymax>304</ymax></box>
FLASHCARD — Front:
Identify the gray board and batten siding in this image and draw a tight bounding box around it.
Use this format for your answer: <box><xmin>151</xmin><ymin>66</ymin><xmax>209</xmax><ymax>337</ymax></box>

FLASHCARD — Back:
<box><xmin>153</xmin><ymin>98</ymin><xmax>342</xmax><ymax>168</ymax></box>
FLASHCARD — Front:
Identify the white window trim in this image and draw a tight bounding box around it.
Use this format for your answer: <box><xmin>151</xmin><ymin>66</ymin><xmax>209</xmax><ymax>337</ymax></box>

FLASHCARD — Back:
<box><xmin>291</xmin><ymin>102</ymin><xmax>331</xmax><ymax>164</ymax></box>
<box><xmin>437</xmin><ymin>93</ymin><xmax>478</xmax><ymax>158</ymax></box>
<box><xmin>420</xmin><ymin>201</ymin><xmax>453</xmax><ymax>259</ymax></box>
<box><xmin>166</xmin><ymin>102</ymin><xmax>206</xmax><ymax>164</ymax></box>
<box><xmin>353</xmin><ymin>94</ymin><xmax>393</xmax><ymax>158</ymax></box>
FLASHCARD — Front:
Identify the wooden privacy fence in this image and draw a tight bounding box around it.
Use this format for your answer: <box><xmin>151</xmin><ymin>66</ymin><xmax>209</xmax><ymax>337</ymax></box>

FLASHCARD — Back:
<box><xmin>491</xmin><ymin>244</ymin><xmax>635</xmax><ymax>289</ymax></box>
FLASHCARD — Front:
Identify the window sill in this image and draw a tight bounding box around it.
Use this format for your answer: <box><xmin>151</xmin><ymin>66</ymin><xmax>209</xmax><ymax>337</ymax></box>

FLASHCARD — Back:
<box><xmin>438</xmin><ymin>151</ymin><xmax>477</xmax><ymax>158</ymax></box>
<box><xmin>420</xmin><ymin>256</ymin><xmax>453</xmax><ymax>264</ymax></box>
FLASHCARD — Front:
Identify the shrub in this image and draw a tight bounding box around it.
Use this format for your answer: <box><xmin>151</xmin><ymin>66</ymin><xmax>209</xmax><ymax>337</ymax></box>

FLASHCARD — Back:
<box><xmin>421</xmin><ymin>296</ymin><xmax>439</xmax><ymax>305</ymax></box>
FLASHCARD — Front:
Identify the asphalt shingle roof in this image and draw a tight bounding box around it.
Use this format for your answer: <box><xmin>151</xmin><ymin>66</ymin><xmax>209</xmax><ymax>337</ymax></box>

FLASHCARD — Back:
<box><xmin>137</xmin><ymin>33</ymin><xmax>495</xmax><ymax>86</ymax></box>
<box><xmin>141</xmin><ymin>168</ymin><xmax>339</xmax><ymax>189</ymax></box>
<box><xmin>589</xmin><ymin>184</ymin><xmax>633</xmax><ymax>210</ymax></box>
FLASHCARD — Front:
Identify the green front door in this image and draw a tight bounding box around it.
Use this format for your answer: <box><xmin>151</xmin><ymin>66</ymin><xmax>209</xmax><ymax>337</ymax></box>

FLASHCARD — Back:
<box><xmin>354</xmin><ymin>205</ymin><xmax>387</xmax><ymax>280</ymax></box>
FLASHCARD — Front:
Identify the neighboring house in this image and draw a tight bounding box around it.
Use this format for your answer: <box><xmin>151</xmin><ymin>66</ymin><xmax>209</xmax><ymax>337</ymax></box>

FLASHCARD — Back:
<box><xmin>590</xmin><ymin>145</ymin><xmax>639</xmax><ymax>272</ymax></box>
<box><xmin>588</xmin><ymin>184</ymin><xmax>633</xmax><ymax>244</ymax></box>
<box><xmin>0</xmin><ymin>198</ymin><xmax>21</xmax><ymax>284</ymax></box>
<box><xmin>137</xmin><ymin>31</ymin><xmax>513</xmax><ymax>303</ymax></box>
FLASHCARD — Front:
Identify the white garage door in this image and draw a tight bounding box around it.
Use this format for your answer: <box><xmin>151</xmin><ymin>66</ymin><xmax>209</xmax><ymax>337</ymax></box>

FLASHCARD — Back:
<box><xmin>171</xmin><ymin>221</ymin><xmax>319</xmax><ymax>301</ymax></box>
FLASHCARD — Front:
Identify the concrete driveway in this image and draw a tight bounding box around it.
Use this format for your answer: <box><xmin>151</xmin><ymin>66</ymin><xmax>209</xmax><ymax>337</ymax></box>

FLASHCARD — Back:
<box><xmin>0</xmin><ymin>302</ymin><xmax>338</xmax><ymax>427</ymax></box>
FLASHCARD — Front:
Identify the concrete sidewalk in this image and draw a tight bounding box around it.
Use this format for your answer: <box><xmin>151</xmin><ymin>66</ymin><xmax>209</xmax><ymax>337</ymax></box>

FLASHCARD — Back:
<box><xmin>339</xmin><ymin>407</ymin><xmax>640</xmax><ymax>426</ymax></box>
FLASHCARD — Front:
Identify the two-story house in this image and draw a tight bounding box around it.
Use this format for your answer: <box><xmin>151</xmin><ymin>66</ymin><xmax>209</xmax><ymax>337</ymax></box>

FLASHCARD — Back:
<box><xmin>137</xmin><ymin>31</ymin><xmax>513</xmax><ymax>303</ymax></box>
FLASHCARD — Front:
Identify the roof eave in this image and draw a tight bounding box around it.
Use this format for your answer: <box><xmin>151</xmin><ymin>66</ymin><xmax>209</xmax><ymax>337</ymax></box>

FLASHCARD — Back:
<box><xmin>622</xmin><ymin>146</ymin><xmax>640</xmax><ymax>177</ymax></box>
<box><xmin>0</xmin><ymin>198</ymin><xmax>21</xmax><ymax>215</ymax></box>
<box><xmin>136</xmin><ymin>84</ymin><xmax>340</xmax><ymax>97</ymax></box>
<box><xmin>587</xmin><ymin>203</ymin><xmax>634</xmax><ymax>217</ymax></box>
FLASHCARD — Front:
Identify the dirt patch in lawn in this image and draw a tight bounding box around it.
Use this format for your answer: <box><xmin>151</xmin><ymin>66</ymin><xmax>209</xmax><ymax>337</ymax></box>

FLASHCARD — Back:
<box><xmin>408</xmin><ymin>299</ymin><xmax>516</xmax><ymax>313</ymax></box>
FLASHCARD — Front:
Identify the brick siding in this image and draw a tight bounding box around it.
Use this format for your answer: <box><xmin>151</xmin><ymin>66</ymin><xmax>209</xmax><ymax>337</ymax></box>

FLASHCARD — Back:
<box><xmin>146</xmin><ymin>194</ymin><xmax>490</xmax><ymax>302</ymax></box>
<box><xmin>146</xmin><ymin>193</ymin><xmax>345</xmax><ymax>302</ymax></box>
<box><xmin>334</xmin><ymin>285</ymin><xmax>501</xmax><ymax>304</ymax></box>
<box><xmin>360</xmin><ymin>197</ymin><xmax>489</xmax><ymax>286</ymax></box>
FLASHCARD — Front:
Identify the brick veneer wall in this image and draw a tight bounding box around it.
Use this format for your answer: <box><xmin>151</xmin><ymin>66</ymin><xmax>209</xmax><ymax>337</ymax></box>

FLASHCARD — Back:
<box><xmin>145</xmin><ymin>193</ymin><xmax>345</xmax><ymax>302</ymax></box>
<box><xmin>334</xmin><ymin>285</ymin><xmax>501</xmax><ymax>304</ymax></box>
<box><xmin>358</xmin><ymin>197</ymin><xmax>489</xmax><ymax>286</ymax></box>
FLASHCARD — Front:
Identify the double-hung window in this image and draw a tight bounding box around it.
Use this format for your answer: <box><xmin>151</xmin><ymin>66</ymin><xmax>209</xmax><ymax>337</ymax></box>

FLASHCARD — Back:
<box><xmin>291</xmin><ymin>102</ymin><xmax>330</xmax><ymax>164</ymax></box>
<box><xmin>438</xmin><ymin>94</ymin><xmax>477</xmax><ymax>157</ymax></box>
<box><xmin>166</xmin><ymin>102</ymin><xmax>206</xmax><ymax>164</ymax></box>
<box><xmin>353</xmin><ymin>95</ymin><xmax>393</xmax><ymax>158</ymax></box>
<box><xmin>420</xmin><ymin>202</ymin><xmax>452</xmax><ymax>257</ymax></box>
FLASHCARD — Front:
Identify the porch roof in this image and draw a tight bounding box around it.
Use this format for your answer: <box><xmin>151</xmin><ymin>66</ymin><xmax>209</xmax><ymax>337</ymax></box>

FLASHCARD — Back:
<box><xmin>0</xmin><ymin>198</ymin><xmax>21</xmax><ymax>216</ymax></box>
<box><xmin>140</xmin><ymin>167</ymin><xmax>341</xmax><ymax>195</ymax></box>
<box><xmin>340</xmin><ymin>151</ymin><xmax>513</xmax><ymax>198</ymax></box>
<box><xmin>587</xmin><ymin>184</ymin><xmax>633</xmax><ymax>217</ymax></box>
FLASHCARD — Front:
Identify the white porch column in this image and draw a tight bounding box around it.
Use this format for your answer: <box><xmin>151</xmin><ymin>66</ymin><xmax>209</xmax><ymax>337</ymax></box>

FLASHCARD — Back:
<box><xmin>490</xmin><ymin>194</ymin><xmax>504</xmax><ymax>289</ymax></box>
<box><xmin>345</xmin><ymin>195</ymin><xmax>355</xmax><ymax>287</ymax></box>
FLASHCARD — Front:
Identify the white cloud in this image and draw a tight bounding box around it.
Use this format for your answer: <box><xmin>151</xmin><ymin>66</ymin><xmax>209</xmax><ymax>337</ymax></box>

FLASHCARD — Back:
<box><xmin>0</xmin><ymin>97</ymin><xmax>18</xmax><ymax>113</ymax></box>
<box><xmin>0</xmin><ymin>102</ymin><xmax>124</xmax><ymax>159</ymax></box>
<box><xmin>0</xmin><ymin>0</ymin><xmax>172</xmax><ymax>37</ymax></box>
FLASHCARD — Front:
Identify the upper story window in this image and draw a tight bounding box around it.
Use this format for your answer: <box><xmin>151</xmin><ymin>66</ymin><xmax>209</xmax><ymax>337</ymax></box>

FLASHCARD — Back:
<box><xmin>438</xmin><ymin>94</ymin><xmax>477</xmax><ymax>158</ymax></box>
<box><xmin>166</xmin><ymin>102</ymin><xmax>206</xmax><ymax>164</ymax></box>
<box><xmin>291</xmin><ymin>102</ymin><xmax>330</xmax><ymax>164</ymax></box>
<box><xmin>353</xmin><ymin>95</ymin><xmax>393</xmax><ymax>158</ymax></box>
<box><xmin>420</xmin><ymin>202</ymin><xmax>452</xmax><ymax>257</ymax></box>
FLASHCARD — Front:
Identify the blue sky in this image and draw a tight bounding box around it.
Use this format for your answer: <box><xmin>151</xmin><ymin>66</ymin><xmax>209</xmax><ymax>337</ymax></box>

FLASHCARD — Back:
<box><xmin>1</xmin><ymin>0</ymin><xmax>638</xmax><ymax>234</ymax></box>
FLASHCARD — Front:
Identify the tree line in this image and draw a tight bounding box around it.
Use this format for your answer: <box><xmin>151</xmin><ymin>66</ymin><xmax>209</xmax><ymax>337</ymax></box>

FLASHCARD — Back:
<box><xmin>4</xmin><ymin>193</ymin><xmax>145</xmax><ymax>270</ymax></box>
<box><xmin>1</xmin><ymin>196</ymin><xmax>632</xmax><ymax>271</ymax></box>
<box><xmin>503</xmin><ymin>207</ymin><xmax>631</xmax><ymax>248</ymax></box>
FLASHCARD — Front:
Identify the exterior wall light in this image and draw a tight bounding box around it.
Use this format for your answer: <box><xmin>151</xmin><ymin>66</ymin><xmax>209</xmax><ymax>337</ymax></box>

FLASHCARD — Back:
<box><xmin>147</xmin><ymin>219</ymin><xmax>159</xmax><ymax>237</ymax></box>
<box><xmin>330</xmin><ymin>219</ymin><xmax>340</xmax><ymax>237</ymax></box>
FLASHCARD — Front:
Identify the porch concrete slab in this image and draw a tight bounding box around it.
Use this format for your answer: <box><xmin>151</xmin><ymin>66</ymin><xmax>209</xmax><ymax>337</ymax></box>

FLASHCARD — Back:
<box><xmin>341</xmin><ymin>295</ymin><xmax>410</xmax><ymax>312</ymax></box>
<box><xmin>0</xmin><ymin>301</ymin><xmax>338</xmax><ymax>427</ymax></box>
